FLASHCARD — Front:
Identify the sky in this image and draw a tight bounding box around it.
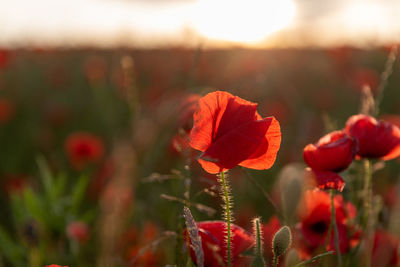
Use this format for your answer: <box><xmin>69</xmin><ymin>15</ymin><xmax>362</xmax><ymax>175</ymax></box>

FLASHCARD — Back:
<box><xmin>0</xmin><ymin>0</ymin><xmax>399</xmax><ymax>48</ymax></box>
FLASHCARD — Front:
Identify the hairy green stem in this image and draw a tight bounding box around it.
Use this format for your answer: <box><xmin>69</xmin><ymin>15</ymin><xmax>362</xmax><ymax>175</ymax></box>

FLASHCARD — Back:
<box><xmin>330</xmin><ymin>189</ymin><xmax>342</xmax><ymax>266</ymax></box>
<box><xmin>255</xmin><ymin>219</ymin><xmax>262</xmax><ymax>257</ymax></box>
<box><xmin>220</xmin><ymin>171</ymin><xmax>232</xmax><ymax>267</ymax></box>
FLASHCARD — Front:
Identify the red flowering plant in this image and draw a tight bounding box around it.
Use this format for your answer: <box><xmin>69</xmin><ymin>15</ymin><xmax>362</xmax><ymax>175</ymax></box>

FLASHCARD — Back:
<box><xmin>296</xmin><ymin>190</ymin><xmax>359</xmax><ymax>260</ymax></box>
<box><xmin>372</xmin><ymin>230</ymin><xmax>400</xmax><ymax>267</ymax></box>
<box><xmin>303</xmin><ymin>130</ymin><xmax>358</xmax><ymax>191</ymax></box>
<box><xmin>64</xmin><ymin>132</ymin><xmax>105</xmax><ymax>170</ymax></box>
<box><xmin>188</xmin><ymin>90</ymin><xmax>281</xmax><ymax>267</ymax></box>
<box><xmin>345</xmin><ymin>114</ymin><xmax>400</xmax><ymax>161</ymax></box>
<box><xmin>184</xmin><ymin>221</ymin><xmax>254</xmax><ymax>267</ymax></box>
<box><xmin>344</xmin><ymin>113</ymin><xmax>400</xmax><ymax>265</ymax></box>
<box><xmin>66</xmin><ymin>221</ymin><xmax>90</xmax><ymax>245</ymax></box>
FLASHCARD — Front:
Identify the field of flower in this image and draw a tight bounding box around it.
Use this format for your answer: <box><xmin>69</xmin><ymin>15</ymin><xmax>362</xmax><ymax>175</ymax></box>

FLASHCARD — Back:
<box><xmin>0</xmin><ymin>46</ymin><xmax>399</xmax><ymax>267</ymax></box>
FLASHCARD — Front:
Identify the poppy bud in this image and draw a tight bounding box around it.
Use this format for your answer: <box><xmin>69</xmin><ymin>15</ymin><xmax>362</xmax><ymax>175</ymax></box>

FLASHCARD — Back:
<box><xmin>272</xmin><ymin>226</ymin><xmax>292</xmax><ymax>259</ymax></box>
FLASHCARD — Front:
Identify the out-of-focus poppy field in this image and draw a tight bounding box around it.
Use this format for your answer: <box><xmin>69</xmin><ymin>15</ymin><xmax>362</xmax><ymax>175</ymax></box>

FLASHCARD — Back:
<box><xmin>0</xmin><ymin>46</ymin><xmax>399</xmax><ymax>267</ymax></box>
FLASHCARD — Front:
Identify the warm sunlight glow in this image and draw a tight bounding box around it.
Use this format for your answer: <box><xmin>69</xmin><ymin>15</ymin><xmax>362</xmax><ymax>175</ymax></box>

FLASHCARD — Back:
<box><xmin>340</xmin><ymin>2</ymin><xmax>392</xmax><ymax>32</ymax></box>
<box><xmin>190</xmin><ymin>0</ymin><xmax>296</xmax><ymax>44</ymax></box>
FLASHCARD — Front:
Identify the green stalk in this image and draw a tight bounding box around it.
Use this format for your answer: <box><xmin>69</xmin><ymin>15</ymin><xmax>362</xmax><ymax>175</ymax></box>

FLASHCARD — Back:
<box><xmin>330</xmin><ymin>189</ymin><xmax>342</xmax><ymax>266</ymax></box>
<box><xmin>219</xmin><ymin>171</ymin><xmax>232</xmax><ymax>267</ymax></box>
<box><xmin>273</xmin><ymin>257</ymin><xmax>278</xmax><ymax>267</ymax></box>
<box><xmin>363</xmin><ymin>159</ymin><xmax>373</xmax><ymax>267</ymax></box>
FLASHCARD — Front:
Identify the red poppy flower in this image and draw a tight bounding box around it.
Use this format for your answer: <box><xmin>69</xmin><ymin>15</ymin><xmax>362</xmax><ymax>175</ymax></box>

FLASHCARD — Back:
<box><xmin>64</xmin><ymin>132</ymin><xmax>104</xmax><ymax>170</ymax></box>
<box><xmin>45</xmin><ymin>265</ymin><xmax>68</xmax><ymax>267</ymax></box>
<box><xmin>303</xmin><ymin>131</ymin><xmax>357</xmax><ymax>191</ymax></box>
<box><xmin>184</xmin><ymin>221</ymin><xmax>254</xmax><ymax>267</ymax></box>
<box><xmin>66</xmin><ymin>221</ymin><xmax>90</xmax><ymax>244</ymax></box>
<box><xmin>304</xmin><ymin>131</ymin><xmax>357</xmax><ymax>172</ymax></box>
<box><xmin>372</xmin><ymin>230</ymin><xmax>399</xmax><ymax>267</ymax></box>
<box><xmin>189</xmin><ymin>91</ymin><xmax>281</xmax><ymax>174</ymax></box>
<box><xmin>345</xmin><ymin>114</ymin><xmax>400</xmax><ymax>160</ymax></box>
<box><xmin>298</xmin><ymin>190</ymin><xmax>358</xmax><ymax>257</ymax></box>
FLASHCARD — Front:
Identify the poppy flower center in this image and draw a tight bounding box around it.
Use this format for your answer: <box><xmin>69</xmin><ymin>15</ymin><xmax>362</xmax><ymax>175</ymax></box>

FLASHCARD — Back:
<box><xmin>310</xmin><ymin>221</ymin><xmax>328</xmax><ymax>234</ymax></box>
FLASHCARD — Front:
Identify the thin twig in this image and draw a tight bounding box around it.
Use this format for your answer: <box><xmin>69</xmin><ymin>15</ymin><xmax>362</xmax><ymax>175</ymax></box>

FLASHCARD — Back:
<box><xmin>130</xmin><ymin>231</ymin><xmax>177</xmax><ymax>265</ymax></box>
<box><xmin>294</xmin><ymin>251</ymin><xmax>334</xmax><ymax>267</ymax></box>
<box><xmin>374</xmin><ymin>46</ymin><xmax>398</xmax><ymax>116</ymax></box>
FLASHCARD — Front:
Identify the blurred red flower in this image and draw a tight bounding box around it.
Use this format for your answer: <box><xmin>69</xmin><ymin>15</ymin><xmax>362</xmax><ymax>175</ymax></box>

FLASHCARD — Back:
<box><xmin>45</xmin><ymin>265</ymin><xmax>68</xmax><ymax>267</ymax></box>
<box><xmin>303</xmin><ymin>131</ymin><xmax>357</xmax><ymax>191</ymax></box>
<box><xmin>178</xmin><ymin>94</ymin><xmax>201</xmax><ymax>131</ymax></box>
<box><xmin>262</xmin><ymin>216</ymin><xmax>282</xmax><ymax>265</ymax></box>
<box><xmin>297</xmin><ymin>190</ymin><xmax>358</xmax><ymax>258</ymax></box>
<box><xmin>372</xmin><ymin>230</ymin><xmax>399</xmax><ymax>267</ymax></box>
<box><xmin>189</xmin><ymin>91</ymin><xmax>281</xmax><ymax>174</ymax></box>
<box><xmin>3</xmin><ymin>174</ymin><xmax>28</xmax><ymax>196</ymax></box>
<box><xmin>169</xmin><ymin>94</ymin><xmax>200</xmax><ymax>155</ymax></box>
<box><xmin>0</xmin><ymin>98</ymin><xmax>15</xmax><ymax>123</ymax></box>
<box><xmin>66</xmin><ymin>221</ymin><xmax>89</xmax><ymax>244</ymax></box>
<box><xmin>122</xmin><ymin>222</ymin><xmax>163</xmax><ymax>266</ymax></box>
<box><xmin>345</xmin><ymin>114</ymin><xmax>400</xmax><ymax>160</ymax></box>
<box><xmin>65</xmin><ymin>132</ymin><xmax>104</xmax><ymax>170</ymax></box>
<box><xmin>184</xmin><ymin>221</ymin><xmax>254</xmax><ymax>267</ymax></box>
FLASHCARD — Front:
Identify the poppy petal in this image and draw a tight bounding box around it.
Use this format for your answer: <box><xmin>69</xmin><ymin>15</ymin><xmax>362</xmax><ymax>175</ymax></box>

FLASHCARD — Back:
<box><xmin>190</xmin><ymin>91</ymin><xmax>258</xmax><ymax>153</ymax></box>
<box><xmin>239</xmin><ymin>117</ymin><xmax>281</xmax><ymax>170</ymax></box>
<box><xmin>199</xmin><ymin>118</ymin><xmax>272</xmax><ymax>174</ymax></box>
<box><xmin>303</xmin><ymin>131</ymin><xmax>357</xmax><ymax>172</ymax></box>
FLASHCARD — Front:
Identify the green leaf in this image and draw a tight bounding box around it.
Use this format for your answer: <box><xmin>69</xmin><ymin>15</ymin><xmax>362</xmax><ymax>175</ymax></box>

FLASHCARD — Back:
<box><xmin>23</xmin><ymin>188</ymin><xmax>46</xmax><ymax>224</ymax></box>
<box><xmin>0</xmin><ymin>226</ymin><xmax>26</xmax><ymax>267</ymax></box>
<box><xmin>69</xmin><ymin>175</ymin><xmax>90</xmax><ymax>215</ymax></box>
<box><xmin>9</xmin><ymin>194</ymin><xmax>27</xmax><ymax>226</ymax></box>
<box><xmin>36</xmin><ymin>155</ymin><xmax>55</xmax><ymax>201</ymax></box>
<box><xmin>53</xmin><ymin>173</ymin><xmax>67</xmax><ymax>200</ymax></box>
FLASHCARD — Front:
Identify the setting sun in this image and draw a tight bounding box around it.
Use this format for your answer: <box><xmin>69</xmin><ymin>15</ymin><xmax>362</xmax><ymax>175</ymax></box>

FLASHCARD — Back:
<box><xmin>190</xmin><ymin>0</ymin><xmax>296</xmax><ymax>44</ymax></box>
